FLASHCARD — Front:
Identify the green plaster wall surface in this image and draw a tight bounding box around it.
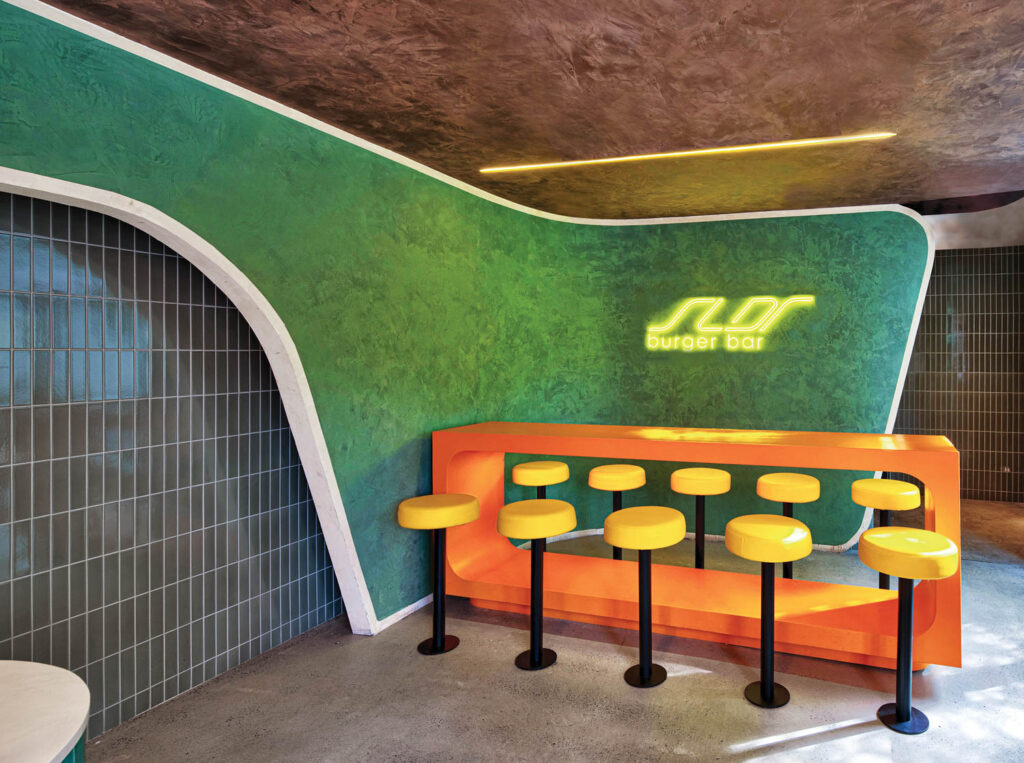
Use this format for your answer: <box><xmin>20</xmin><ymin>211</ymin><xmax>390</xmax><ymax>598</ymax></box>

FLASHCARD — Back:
<box><xmin>0</xmin><ymin>3</ymin><xmax>930</xmax><ymax>620</ymax></box>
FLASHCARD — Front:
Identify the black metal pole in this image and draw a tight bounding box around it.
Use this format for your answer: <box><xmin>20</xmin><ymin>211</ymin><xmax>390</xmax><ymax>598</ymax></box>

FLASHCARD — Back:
<box><xmin>639</xmin><ymin>549</ymin><xmax>652</xmax><ymax>682</ymax></box>
<box><xmin>896</xmin><ymin>577</ymin><xmax>914</xmax><ymax>723</ymax></box>
<box><xmin>695</xmin><ymin>495</ymin><xmax>706</xmax><ymax>569</ymax></box>
<box><xmin>612</xmin><ymin>491</ymin><xmax>623</xmax><ymax>560</ymax></box>
<box><xmin>536</xmin><ymin>487</ymin><xmax>548</xmax><ymax>553</ymax></box>
<box><xmin>530</xmin><ymin>538</ymin><xmax>544</xmax><ymax>666</ymax></box>
<box><xmin>744</xmin><ymin>559</ymin><xmax>789</xmax><ymax>707</ymax></box>
<box><xmin>878</xmin><ymin>510</ymin><xmax>891</xmax><ymax>589</ymax></box>
<box><xmin>432</xmin><ymin>528</ymin><xmax>446</xmax><ymax>651</ymax></box>
<box><xmin>761</xmin><ymin>561</ymin><xmax>775</xmax><ymax>703</ymax></box>
<box><xmin>782</xmin><ymin>503</ymin><xmax>794</xmax><ymax>579</ymax></box>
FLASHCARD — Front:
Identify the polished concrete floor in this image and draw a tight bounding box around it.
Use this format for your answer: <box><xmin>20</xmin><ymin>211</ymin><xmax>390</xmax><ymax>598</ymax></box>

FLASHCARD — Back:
<box><xmin>89</xmin><ymin>500</ymin><xmax>1024</xmax><ymax>761</ymax></box>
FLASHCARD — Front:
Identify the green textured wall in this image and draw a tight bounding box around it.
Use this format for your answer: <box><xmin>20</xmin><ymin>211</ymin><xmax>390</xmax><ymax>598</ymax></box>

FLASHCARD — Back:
<box><xmin>0</xmin><ymin>3</ymin><xmax>930</xmax><ymax>620</ymax></box>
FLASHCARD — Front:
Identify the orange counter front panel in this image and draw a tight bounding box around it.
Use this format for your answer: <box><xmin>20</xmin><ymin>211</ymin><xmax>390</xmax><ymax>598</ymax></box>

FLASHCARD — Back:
<box><xmin>432</xmin><ymin>422</ymin><xmax>961</xmax><ymax>669</ymax></box>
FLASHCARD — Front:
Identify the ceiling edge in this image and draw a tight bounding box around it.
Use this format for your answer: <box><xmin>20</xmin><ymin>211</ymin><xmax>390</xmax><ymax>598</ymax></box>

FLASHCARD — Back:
<box><xmin>7</xmin><ymin>0</ymin><xmax>930</xmax><ymax>231</ymax></box>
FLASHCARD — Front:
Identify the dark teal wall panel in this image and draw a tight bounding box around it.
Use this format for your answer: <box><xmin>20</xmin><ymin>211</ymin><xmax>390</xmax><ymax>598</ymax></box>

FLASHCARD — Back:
<box><xmin>0</xmin><ymin>4</ymin><xmax>930</xmax><ymax>620</ymax></box>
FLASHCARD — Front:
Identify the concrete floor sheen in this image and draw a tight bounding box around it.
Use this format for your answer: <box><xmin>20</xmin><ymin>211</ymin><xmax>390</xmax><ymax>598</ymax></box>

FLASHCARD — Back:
<box><xmin>89</xmin><ymin>501</ymin><xmax>1024</xmax><ymax>761</ymax></box>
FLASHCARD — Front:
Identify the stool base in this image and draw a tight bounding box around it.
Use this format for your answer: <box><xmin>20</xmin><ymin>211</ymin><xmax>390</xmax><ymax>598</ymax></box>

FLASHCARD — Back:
<box><xmin>877</xmin><ymin>703</ymin><xmax>929</xmax><ymax>735</ymax></box>
<box><xmin>515</xmin><ymin>648</ymin><xmax>557</xmax><ymax>671</ymax></box>
<box><xmin>744</xmin><ymin>681</ymin><xmax>790</xmax><ymax>708</ymax></box>
<box><xmin>625</xmin><ymin>663</ymin><xmax>667</xmax><ymax>688</ymax></box>
<box><xmin>418</xmin><ymin>635</ymin><xmax>459</xmax><ymax>655</ymax></box>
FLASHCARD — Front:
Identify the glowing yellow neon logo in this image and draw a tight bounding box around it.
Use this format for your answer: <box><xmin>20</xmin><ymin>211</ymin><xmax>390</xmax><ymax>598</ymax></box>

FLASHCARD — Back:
<box><xmin>646</xmin><ymin>295</ymin><xmax>814</xmax><ymax>352</ymax></box>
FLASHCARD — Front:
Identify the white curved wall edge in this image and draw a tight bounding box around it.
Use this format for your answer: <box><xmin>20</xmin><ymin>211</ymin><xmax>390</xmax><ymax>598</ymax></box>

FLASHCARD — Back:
<box><xmin>3</xmin><ymin>0</ymin><xmax>936</xmax><ymax>619</ymax></box>
<box><xmin>927</xmin><ymin>195</ymin><xmax>1024</xmax><ymax>249</ymax></box>
<box><xmin>3</xmin><ymin>0</ymin><xmax>944</xmax><ymax>230</ymax></box>
<box><xmin>0</xmin><ymin>166</ymin><xmax>380</xmax><ymax>636</ymax></box>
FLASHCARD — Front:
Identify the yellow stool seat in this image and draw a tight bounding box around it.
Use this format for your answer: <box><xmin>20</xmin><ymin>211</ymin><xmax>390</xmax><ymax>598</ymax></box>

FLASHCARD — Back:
<box><xmin>725</xmin><ymin>514</ymin><xmax>812</xmax><ymax>563</ymax></box>
<box><xmin>757</xmin><ymin>473</ymin><xmax>820</xmax><ymax>504</ymax></box>
<box><xmin>852</xmin><ymin>478</ymin><xmax>921</xmax><ymax>511</ymax></box>
<box><xmin>604</xmin><ymin>506</ymin><xmax>686</xmax><ymax>550</ymax></box>
<box><xmin>397</xmin><ymin>493</ymin><xmax>480</xmax><ymax>530</ymax></box>
<box><xmin>512</xmin><ymin>460</ymin><xmax>570</xmax><ymax>487</ymax></box>
<box><xmin>671</xmin><ymin>467</ymin><xmax>731</xmax><ymax>496</ymax></box>
<box><xmin>589</xmin><ymin>464</ymin><xmax>646</xmax><ymax>492</ymax></box>
<box><xmin>498</xmin><ymin>499</ymin><xmax>577</xmax><ymax>540</ymax></box>
<box><xmin>858</xmin><ymin>528</ymin><xmax>959</xmax><ymax>581</ymax></box>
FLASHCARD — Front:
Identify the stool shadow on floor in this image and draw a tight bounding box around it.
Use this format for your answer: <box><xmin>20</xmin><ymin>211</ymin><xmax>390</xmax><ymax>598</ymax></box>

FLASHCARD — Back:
<box><xmin>718</xmin><ymin>717</ymin><xmax>881</xmax><ymax>760</ymax></box>
<box><xmin>445</xmin><ymin>596</ymin><xmax>941</xmax><ymax>697</ymax></box>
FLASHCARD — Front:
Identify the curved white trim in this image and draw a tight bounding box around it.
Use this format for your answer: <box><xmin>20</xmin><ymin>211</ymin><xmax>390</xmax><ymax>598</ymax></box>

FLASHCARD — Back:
<box><xmin>0</xmin><ymin>167</ymin><xmax>380</xmax><ymax>636</ymax></box>
<box><xmin>2</xmin><ymin>0</ymin><xmax>936</xmax><ymax>601</ymax></box>
<box><xmin>6</xmin><ymin>0</ymin><xmax>941</xmax><ymax>233</ymax></box>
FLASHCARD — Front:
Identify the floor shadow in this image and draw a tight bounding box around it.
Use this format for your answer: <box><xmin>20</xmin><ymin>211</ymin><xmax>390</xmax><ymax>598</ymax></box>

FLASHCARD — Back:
<box><xmin>447</xmin><ymin>597</ymin><xmax>926</xmax><ymax>695</ymax></box>
<box><xmin>715</xmin><ymin>717</ymin><xmax>882</xmax><ymax>760</ymax></box>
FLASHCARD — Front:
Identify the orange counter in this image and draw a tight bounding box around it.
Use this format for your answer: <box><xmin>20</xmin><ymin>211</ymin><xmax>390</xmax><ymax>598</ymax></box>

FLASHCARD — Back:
<box><xmin>433</xmin><ymin>422</ymin><xmax>961</xmax><ymax>669</ymax></box>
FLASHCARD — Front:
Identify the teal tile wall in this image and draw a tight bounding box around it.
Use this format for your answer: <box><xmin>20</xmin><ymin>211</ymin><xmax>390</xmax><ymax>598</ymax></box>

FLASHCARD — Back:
<box><xmin>889</xmin><ymin>245</ymin><xmax>1023</xmax><ymax>502</ymax></box>
<box><xmin>0</xmin><ymin>193</ymin><xmax>343</xmax><ymax>738</ymax></box>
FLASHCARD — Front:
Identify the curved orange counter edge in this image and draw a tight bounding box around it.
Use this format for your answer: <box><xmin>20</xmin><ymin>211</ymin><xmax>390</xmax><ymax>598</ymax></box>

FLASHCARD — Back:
<box><xmin>432</xmin><ymin>422</ymin><xmax>961</xmax><ymax>670</ymax></box>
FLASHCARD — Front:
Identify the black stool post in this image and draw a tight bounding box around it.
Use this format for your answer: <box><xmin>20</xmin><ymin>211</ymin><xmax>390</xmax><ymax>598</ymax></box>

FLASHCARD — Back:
<box><xmin>625</xmin><ymin>549</ymin><xmax>667</xmax><ymax>688</ymax></box>
<box><xmin>876</xmin><ymin>509</ymin><xmax>891</xmax><ymax>589</ymax></box>
<box><xmin>744</xmin><ymin>561</ymin><xmax>790</xmax><ymax>707</ymax></box>
<box><xmin>895</xmin><ymin>577</ymin><xmax>913</xmax><ymax>720</ymax></box>
<box><xmin>418</xmin><ymin>528</ymin><xmax>458</xmax><ymax>655</ymax></box>
<box><xmin>694</xmin><ymin>495</ymin><xmax>706</xmax><ymax>569</ymax></box>
<box><xmin>529</xmin><ymin>539</ymin><xmax>542</xmax><ymax>663</ymax></box>
<box><xmin>515</xmin><ymin>537</ymin><xmax>556</xmax><ymax>670</ymax></box>
<box><xmin>536</xmin><ymin>487</ymin><xmax>547</xmax><ymax>552</ymax></box>
<box><xmin>878</xmin><ymin>577</ymin><xmax>928</xmax><ymax>733</ymax></box>
<box><xmin>781</xmin><ymin>502</ymin><xmax>794</xmax><ymax>579</ymax></box>
<box><xmin>611</xmin><ymin>491</ymin><xmax>623</xmax><ymax>560</ymax></box>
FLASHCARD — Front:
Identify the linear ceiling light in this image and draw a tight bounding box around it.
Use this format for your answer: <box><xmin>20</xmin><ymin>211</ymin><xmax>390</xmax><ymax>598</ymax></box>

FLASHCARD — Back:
<box><xmin>479</xmin><ymin>131</ymin><xmax>896</xmax><ymax>174</ymax></box>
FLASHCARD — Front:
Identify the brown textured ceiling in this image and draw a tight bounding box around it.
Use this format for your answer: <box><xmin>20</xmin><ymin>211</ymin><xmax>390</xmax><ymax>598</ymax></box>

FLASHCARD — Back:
<box><xmin>47</xmin><ymin>0</ymin><xmax>1024</xmax><ymax>218</ymax></box>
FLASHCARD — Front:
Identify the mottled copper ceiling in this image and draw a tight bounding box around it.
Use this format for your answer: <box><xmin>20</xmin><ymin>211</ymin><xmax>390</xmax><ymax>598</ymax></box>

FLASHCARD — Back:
<box><xmin>45</xmin><ymin>0</ymin><xmax>1024</xmax><ymax>218</ymax></box>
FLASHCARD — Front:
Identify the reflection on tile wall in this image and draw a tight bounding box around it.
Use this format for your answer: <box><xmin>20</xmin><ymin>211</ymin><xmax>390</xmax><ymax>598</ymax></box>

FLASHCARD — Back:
<box><xmin>891</xmin><ymin>246</ymin><xmax>1023</xmax><ymax>502</ymax></box>
<box><xmin>0</xmin><ymin>192</ymin><xmax>344</xmax><ymax>738</ymax></box>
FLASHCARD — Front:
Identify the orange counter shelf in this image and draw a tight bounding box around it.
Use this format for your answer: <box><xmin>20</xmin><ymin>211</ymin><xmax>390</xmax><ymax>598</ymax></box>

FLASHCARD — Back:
<box><xmin>432</xmin><ymin>422</ymin><xmax>961</xmax><ymax>670</ymax></box>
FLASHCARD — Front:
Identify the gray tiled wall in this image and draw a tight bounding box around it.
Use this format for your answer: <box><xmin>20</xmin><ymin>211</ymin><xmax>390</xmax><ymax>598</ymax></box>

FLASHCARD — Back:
<box><xmin>0</xmin><ymin>192</ymin><xmax>344</xmax><ymax>738</ymax></box>
<box><xmin>890</xmin><ymin>245</ymin><xmax>1023</xmax><ymax>502</ymax></box>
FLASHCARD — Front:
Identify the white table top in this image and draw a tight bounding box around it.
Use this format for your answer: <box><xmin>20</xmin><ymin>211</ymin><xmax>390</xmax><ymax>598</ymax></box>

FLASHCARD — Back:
<box><xmin>0</xmin><ymin>661</ymin><xmax>90</xmax><ymax>763</ymax></box>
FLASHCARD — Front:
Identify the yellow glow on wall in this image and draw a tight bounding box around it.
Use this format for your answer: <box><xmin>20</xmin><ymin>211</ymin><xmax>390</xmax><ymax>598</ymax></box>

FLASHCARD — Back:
<box><xmin>724</xmin><ymin>297</ymin><xmax>778</xmax><ymax>332</ymax></box>
<box><xmin>646</xmin><ymin>295</ymin><xmax>815</xmax><ymax>352</ymax></box>
<box><xmin>480</xmin><ymin>133</ymin><xmax>895</xmax><ymax>174</ymax></box>
<box><xmin>694</xmin><ymin>297</ymin><xmax>726</xmax><ymax>332</ymax></box>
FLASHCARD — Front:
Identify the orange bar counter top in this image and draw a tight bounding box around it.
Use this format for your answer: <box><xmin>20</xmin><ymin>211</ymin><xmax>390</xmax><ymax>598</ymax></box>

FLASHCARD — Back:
<box><xmin>432</xmin><ymin>422</ymin><xmax>961</xmax><ymax>669</ymax></box>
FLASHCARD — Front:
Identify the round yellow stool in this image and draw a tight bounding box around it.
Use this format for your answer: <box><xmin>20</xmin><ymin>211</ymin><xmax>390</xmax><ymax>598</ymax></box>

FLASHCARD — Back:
<box><xmin>671</xmin><ymin>467</ymin><xmax>731</xmax><ymax>569</ymax></box>
<box><xmin>397</xmin><ymin>493</ymin><xmax>481</xmax><ymax>655</ymax></box>
<box><xmin>589</xmin><ymin>464</ymin><xmax>646</xmax><ymax>560</ymax></box>
<box><xmin>725</xmin><ymin>514</ymin><xmax>812</xmax><ymax>708</ymax></box>
<box><xmin>498</xmin><ymin>499</ymin><xmax>577</xmax><ymax>670</ymax></box>
<box><xmin>512</xmin><ymin>460</ymin><xmax>569</xmax><ymax>502</ymax></box>
<box><xmin>859</xmin><ymin>527</ymin><xmax>958</xmax><ymax>734</ymax></box>
<box><xmin>604</xmin><ymin>506</ymin><xmax>686</xmax><ymax>687</ymax></box>
<box><xmin>756</xmin><ymin>472</ymin><xmax>819</xmax><ymax>579</ymax></box>
<box><xmin>852</xmin><ymin>478</ymin><xmax>921</xmax><ymax>590</ymax></box>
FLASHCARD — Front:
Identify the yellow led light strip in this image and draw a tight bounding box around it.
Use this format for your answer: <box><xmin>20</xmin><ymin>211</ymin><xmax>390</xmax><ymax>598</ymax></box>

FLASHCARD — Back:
<box><xmin>480</xmin><ymin>132</ymin><xmax>896</xmax><ymax>174</ymax></box>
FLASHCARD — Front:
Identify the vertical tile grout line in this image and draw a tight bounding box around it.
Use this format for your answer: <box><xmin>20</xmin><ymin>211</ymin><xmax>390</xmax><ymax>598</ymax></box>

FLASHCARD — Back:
<box><xmin>0</xmin><ymin>193</ymin><xmax>345</xmax><ymax>737</ymax></box>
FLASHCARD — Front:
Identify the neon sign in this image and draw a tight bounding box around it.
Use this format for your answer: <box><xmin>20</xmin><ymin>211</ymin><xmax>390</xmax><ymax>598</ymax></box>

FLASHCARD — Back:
<box><xmin>646</xmin><ymin>295</ymin><xmax>815</xmax><ymax>352</ymax></box>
